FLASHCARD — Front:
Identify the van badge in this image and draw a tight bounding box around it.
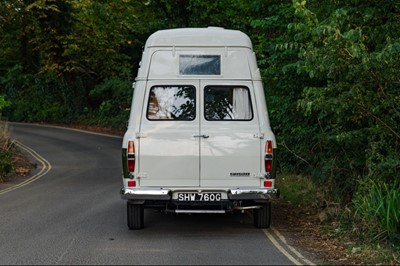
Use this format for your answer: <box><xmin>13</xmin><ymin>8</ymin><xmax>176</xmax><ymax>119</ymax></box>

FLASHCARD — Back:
<box><xmin>230</xmin><ymin>172</ymin><xmax>250</xmax><ymax>177</ymax></box>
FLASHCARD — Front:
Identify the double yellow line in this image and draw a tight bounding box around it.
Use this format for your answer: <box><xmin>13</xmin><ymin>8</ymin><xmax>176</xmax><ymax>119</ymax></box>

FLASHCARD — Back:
<box><xmin>263</xmin><ymin>227</ymin><xmax>315</xmax><ymax>265</ymax></box>
<box><xmin>0</xmin><ymin>140</ymin><xmax>52</xmax><ymax>196</ymax></box>
<box><xmin>245</xmin><ymin>211</ymin><xmax>315</xmax><ymax>265</ymax></box>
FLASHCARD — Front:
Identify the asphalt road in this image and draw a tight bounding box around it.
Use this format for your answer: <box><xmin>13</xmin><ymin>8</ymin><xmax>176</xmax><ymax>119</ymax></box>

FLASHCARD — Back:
<box><xmin>0</xmin><ymin>123</ymin><xmax>310</xmax><ymax>265</ymax></box>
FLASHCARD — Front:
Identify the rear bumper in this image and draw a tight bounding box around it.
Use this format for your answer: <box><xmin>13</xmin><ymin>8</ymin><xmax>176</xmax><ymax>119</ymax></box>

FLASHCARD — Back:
<box><xmin>229</xmin><ymin>188</ymin><xmax>279</xmax><ymax>200</ymax></box>
<box><xmin>120</xmin><ymin>187</ymin><xmax>279</xmax><ymax>201</ymax></box>
<box><xmin>120</xmin><ymin>188</ymin><xmax>171</xmax><ymax>200</ymax></box>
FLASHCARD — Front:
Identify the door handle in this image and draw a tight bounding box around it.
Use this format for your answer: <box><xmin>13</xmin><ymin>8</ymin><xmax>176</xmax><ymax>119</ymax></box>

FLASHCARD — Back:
<box><xmin>193</xmin><ymin>134</ymin><xmax>209</xmax><ymax>138</ymax></box>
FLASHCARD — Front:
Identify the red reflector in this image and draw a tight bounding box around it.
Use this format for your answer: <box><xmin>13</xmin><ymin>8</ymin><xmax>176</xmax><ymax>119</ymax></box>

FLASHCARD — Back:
<box><xmin>265</xmin><ymin>160</ymin><xmax>272</xmax><ymax>172</ymax></box>
<box><xmin>128</xmin><ymin>159</ymin><xmax>135</xmax><ymax>172</ymax></box>
<box><xmin>264</xmin><ymin>180</ymin><xmax>273</xmax><ymax>188</ymax></box>
<box><xmin>127</xmin><ymin>180</ymin><xmax>136</xmax><ymax>187</ymax></box>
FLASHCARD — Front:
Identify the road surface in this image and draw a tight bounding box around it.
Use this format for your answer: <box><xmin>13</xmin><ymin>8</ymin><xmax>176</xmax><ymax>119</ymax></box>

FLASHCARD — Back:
<box><xmin>0</xmin><ymin>123</ymin><xmax>314</xmax><ymax>265</ymax></box>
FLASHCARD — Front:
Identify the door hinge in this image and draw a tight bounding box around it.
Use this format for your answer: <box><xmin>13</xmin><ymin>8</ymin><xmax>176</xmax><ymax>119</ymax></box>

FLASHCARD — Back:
<box><xmin>253</xmin><ymin>133</ymin><xmax>264</xmax><ymax>139</ymax></box>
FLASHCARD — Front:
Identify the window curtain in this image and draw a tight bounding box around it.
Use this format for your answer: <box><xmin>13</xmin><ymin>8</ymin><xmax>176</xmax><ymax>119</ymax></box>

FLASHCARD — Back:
<box><xmin>232</xmin><ymin>87</ymin><xmax>251</xmax><ymax>119</ymax></box>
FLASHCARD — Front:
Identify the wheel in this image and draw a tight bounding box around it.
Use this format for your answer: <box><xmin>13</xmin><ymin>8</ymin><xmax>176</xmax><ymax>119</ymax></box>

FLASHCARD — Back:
<box><xmin>253</xmin><ymin>202</ymin><xmax>271</xmax><ymax>228</ymax></box>
<box><xmin>127</xmin><ymin>202</ymin><xmax>144</xmax><ymax>230</ymax></box>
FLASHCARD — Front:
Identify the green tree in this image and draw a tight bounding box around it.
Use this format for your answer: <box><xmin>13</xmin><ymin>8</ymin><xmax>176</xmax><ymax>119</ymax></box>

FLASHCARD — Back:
<box><xmin>0</xmin><ymin>1</ymin><xmax>24</xmax><ymax>75</ymax></box>
<box><xmin>292</xmin><ymin>0</ymin><xmax>400</xmax><ymax>186</ymax></box>
<box><xmin>250</xmin><ymin>1</ymin><xmax>320</xmax><ymax>175</ymax></box>
<box><xmin>250</xmin><ymin>0</ymin><xmax>400</xmax><ymax>203</ymax></box>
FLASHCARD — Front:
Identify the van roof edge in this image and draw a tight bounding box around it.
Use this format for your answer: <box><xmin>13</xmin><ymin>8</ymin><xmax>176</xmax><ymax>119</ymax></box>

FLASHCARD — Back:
<box><xmin>145</xmin><ymin>28</ymin><xmax>253</xmax><ymax>49</ymax></box>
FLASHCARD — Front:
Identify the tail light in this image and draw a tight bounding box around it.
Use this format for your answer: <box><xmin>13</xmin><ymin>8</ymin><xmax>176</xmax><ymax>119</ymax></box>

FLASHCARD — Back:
<box><xmin>127</xmin><ymin>140</ymin><xmax>135</xmax><ymax>172</ymax></box>
<box><xmin>265</xmin><ymin>140</ymin><xmax>273</xmax><ymax>173</ymax></box>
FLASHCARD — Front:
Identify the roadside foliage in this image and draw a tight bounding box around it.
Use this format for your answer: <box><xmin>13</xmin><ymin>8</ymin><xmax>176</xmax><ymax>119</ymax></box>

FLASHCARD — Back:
<box><xmin>0</xmin><ymin>0</ymin><xmax>399</xmax><ymax>250</ymax></box>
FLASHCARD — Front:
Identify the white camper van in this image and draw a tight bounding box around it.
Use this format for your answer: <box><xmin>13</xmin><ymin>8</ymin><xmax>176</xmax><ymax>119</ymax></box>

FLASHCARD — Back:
<box><xmin>120</xmin><ymin>27</ymin><xmax>279</xmax><ymax>229</ymax></box>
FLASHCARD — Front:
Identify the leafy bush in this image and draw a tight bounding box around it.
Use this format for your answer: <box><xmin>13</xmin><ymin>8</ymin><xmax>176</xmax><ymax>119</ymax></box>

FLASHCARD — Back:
<box><xmin>0</xmin><ymin>95</ymin><xmax>10</xmax><ymax>111</ymax></box>
<box><xmin>276</xmin><ymin>174</ymin><xmax>319</xmax><ymax>206</ymax></box>
<box><xmin>0</xmin><ymin>122</ymin><xmax>12</xmax><ymax>181</ymax></box>
<box><xmin>253</xmin><ymin>0</ymin><xmax>400</xmax><ymax>204</ymax></box>
<box><xmin>0</xmin><ymin>65</ymin><xmax>85</xmax><ymax>123</ymax></box>
<box><xmin>86</xmin><ymin>79</ymin><xmax>132</xmax><ymax>128</ymax></box>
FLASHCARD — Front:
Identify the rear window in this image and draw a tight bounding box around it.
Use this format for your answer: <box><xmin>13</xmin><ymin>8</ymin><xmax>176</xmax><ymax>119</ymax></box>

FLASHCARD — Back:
<box><xmin>179</xmin><ymin>55</ymin><xmax>221</xmax><ymax>75</ymax></box>
<box><xmin>204</xmin><ymin>86</ymin><xmax>253</xmax><ymax>121</ymax></box>
<box><xmin>147</xmin><ymin>86</ymin><xmax>196</xmax><ymax>120</ymax></box>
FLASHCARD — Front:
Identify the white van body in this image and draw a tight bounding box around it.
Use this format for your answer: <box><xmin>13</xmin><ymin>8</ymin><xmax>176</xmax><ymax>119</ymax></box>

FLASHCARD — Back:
<box><xmin>121</xmin><ymin>27</ymin><xmax>278</xmax><ymax>229</ymax></box>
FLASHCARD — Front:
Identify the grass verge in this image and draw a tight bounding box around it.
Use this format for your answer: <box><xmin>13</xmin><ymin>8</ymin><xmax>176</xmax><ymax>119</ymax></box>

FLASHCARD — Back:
<box><xmin>275</xmin><ymin>173</ymin><xmax>400</xmax><ymax>265</ymax></box>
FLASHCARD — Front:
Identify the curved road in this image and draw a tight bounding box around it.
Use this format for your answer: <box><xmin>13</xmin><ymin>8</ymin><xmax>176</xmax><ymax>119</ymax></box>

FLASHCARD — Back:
<box><xmin>0</xmin><ymin>123</ymin><xmax>314</xmax><ymax>265</ymax></box>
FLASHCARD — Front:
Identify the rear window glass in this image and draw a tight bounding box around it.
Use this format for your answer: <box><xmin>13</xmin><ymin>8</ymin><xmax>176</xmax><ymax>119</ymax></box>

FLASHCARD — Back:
<box><xmin>204</xmin><ymin>86</ymin><xmax>253</xmax><ymax>121</ymax></box>
<box><xmin>147</xmin><ymin>86</ymin><xmax>196</xmax><ymax>120</ymax></box>
<box><xmin>179</xmin><ymin>55</ymin><xmax>221</xmax><ymax>75</ymax></box>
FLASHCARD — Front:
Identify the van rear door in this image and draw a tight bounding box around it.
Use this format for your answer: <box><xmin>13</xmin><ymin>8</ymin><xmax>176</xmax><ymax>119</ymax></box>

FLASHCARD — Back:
<box><xmin>200</xmin><ymin>81</ymin><xmax>261</xmax><ymax>187</ymax></box>
<box><xmin>138</xmin><ymin>80</ymin><xmax>200</xmax><ymax>187</ymax></box>
<box><xmin>139</xmin><ymin>80</ymin><xmax>262</xmax><ymax>188</ymax></box>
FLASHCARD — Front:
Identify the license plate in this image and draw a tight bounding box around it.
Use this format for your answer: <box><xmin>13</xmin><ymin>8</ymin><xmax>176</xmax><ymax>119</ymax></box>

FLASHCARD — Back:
<box><xmin>177</xmin><ymin>193</ymin><xmax>222</xmax><ymax>201</ymax></box>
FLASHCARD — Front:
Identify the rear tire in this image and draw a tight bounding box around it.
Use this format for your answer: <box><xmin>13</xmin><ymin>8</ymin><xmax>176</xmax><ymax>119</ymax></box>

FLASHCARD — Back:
<box><xmin>253</xmin><ymin>202</ymin><xmax>271</xmax><ymax>228</ymax></box>
<box><xmin>127</xmin><ymin>202</ymin><xmax>144</xmax><ymax>230</ymax></box>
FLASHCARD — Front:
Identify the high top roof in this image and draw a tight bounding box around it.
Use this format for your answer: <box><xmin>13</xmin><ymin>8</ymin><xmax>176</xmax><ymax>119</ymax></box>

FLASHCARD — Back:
<box><xmin>145</xmin><ymin>27</ymin><xmax>253</xmax><ymax>49</ymax></box>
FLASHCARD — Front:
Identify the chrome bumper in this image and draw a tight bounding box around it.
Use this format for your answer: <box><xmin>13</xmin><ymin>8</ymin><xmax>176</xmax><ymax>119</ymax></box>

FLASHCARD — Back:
<box><xmin>229</xmin><ymin>188</ymin><xmax>279</xmax><ymax>200</ymax></box>
<box><xmin>120</xmin><ymin>187</ymin><xmax>279</xmax><ymax>201</ymax></box>
<box><xmin>120</xmin><ymin>188</ymin><xmax>170</xmax><ymax>200</ymax></box>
